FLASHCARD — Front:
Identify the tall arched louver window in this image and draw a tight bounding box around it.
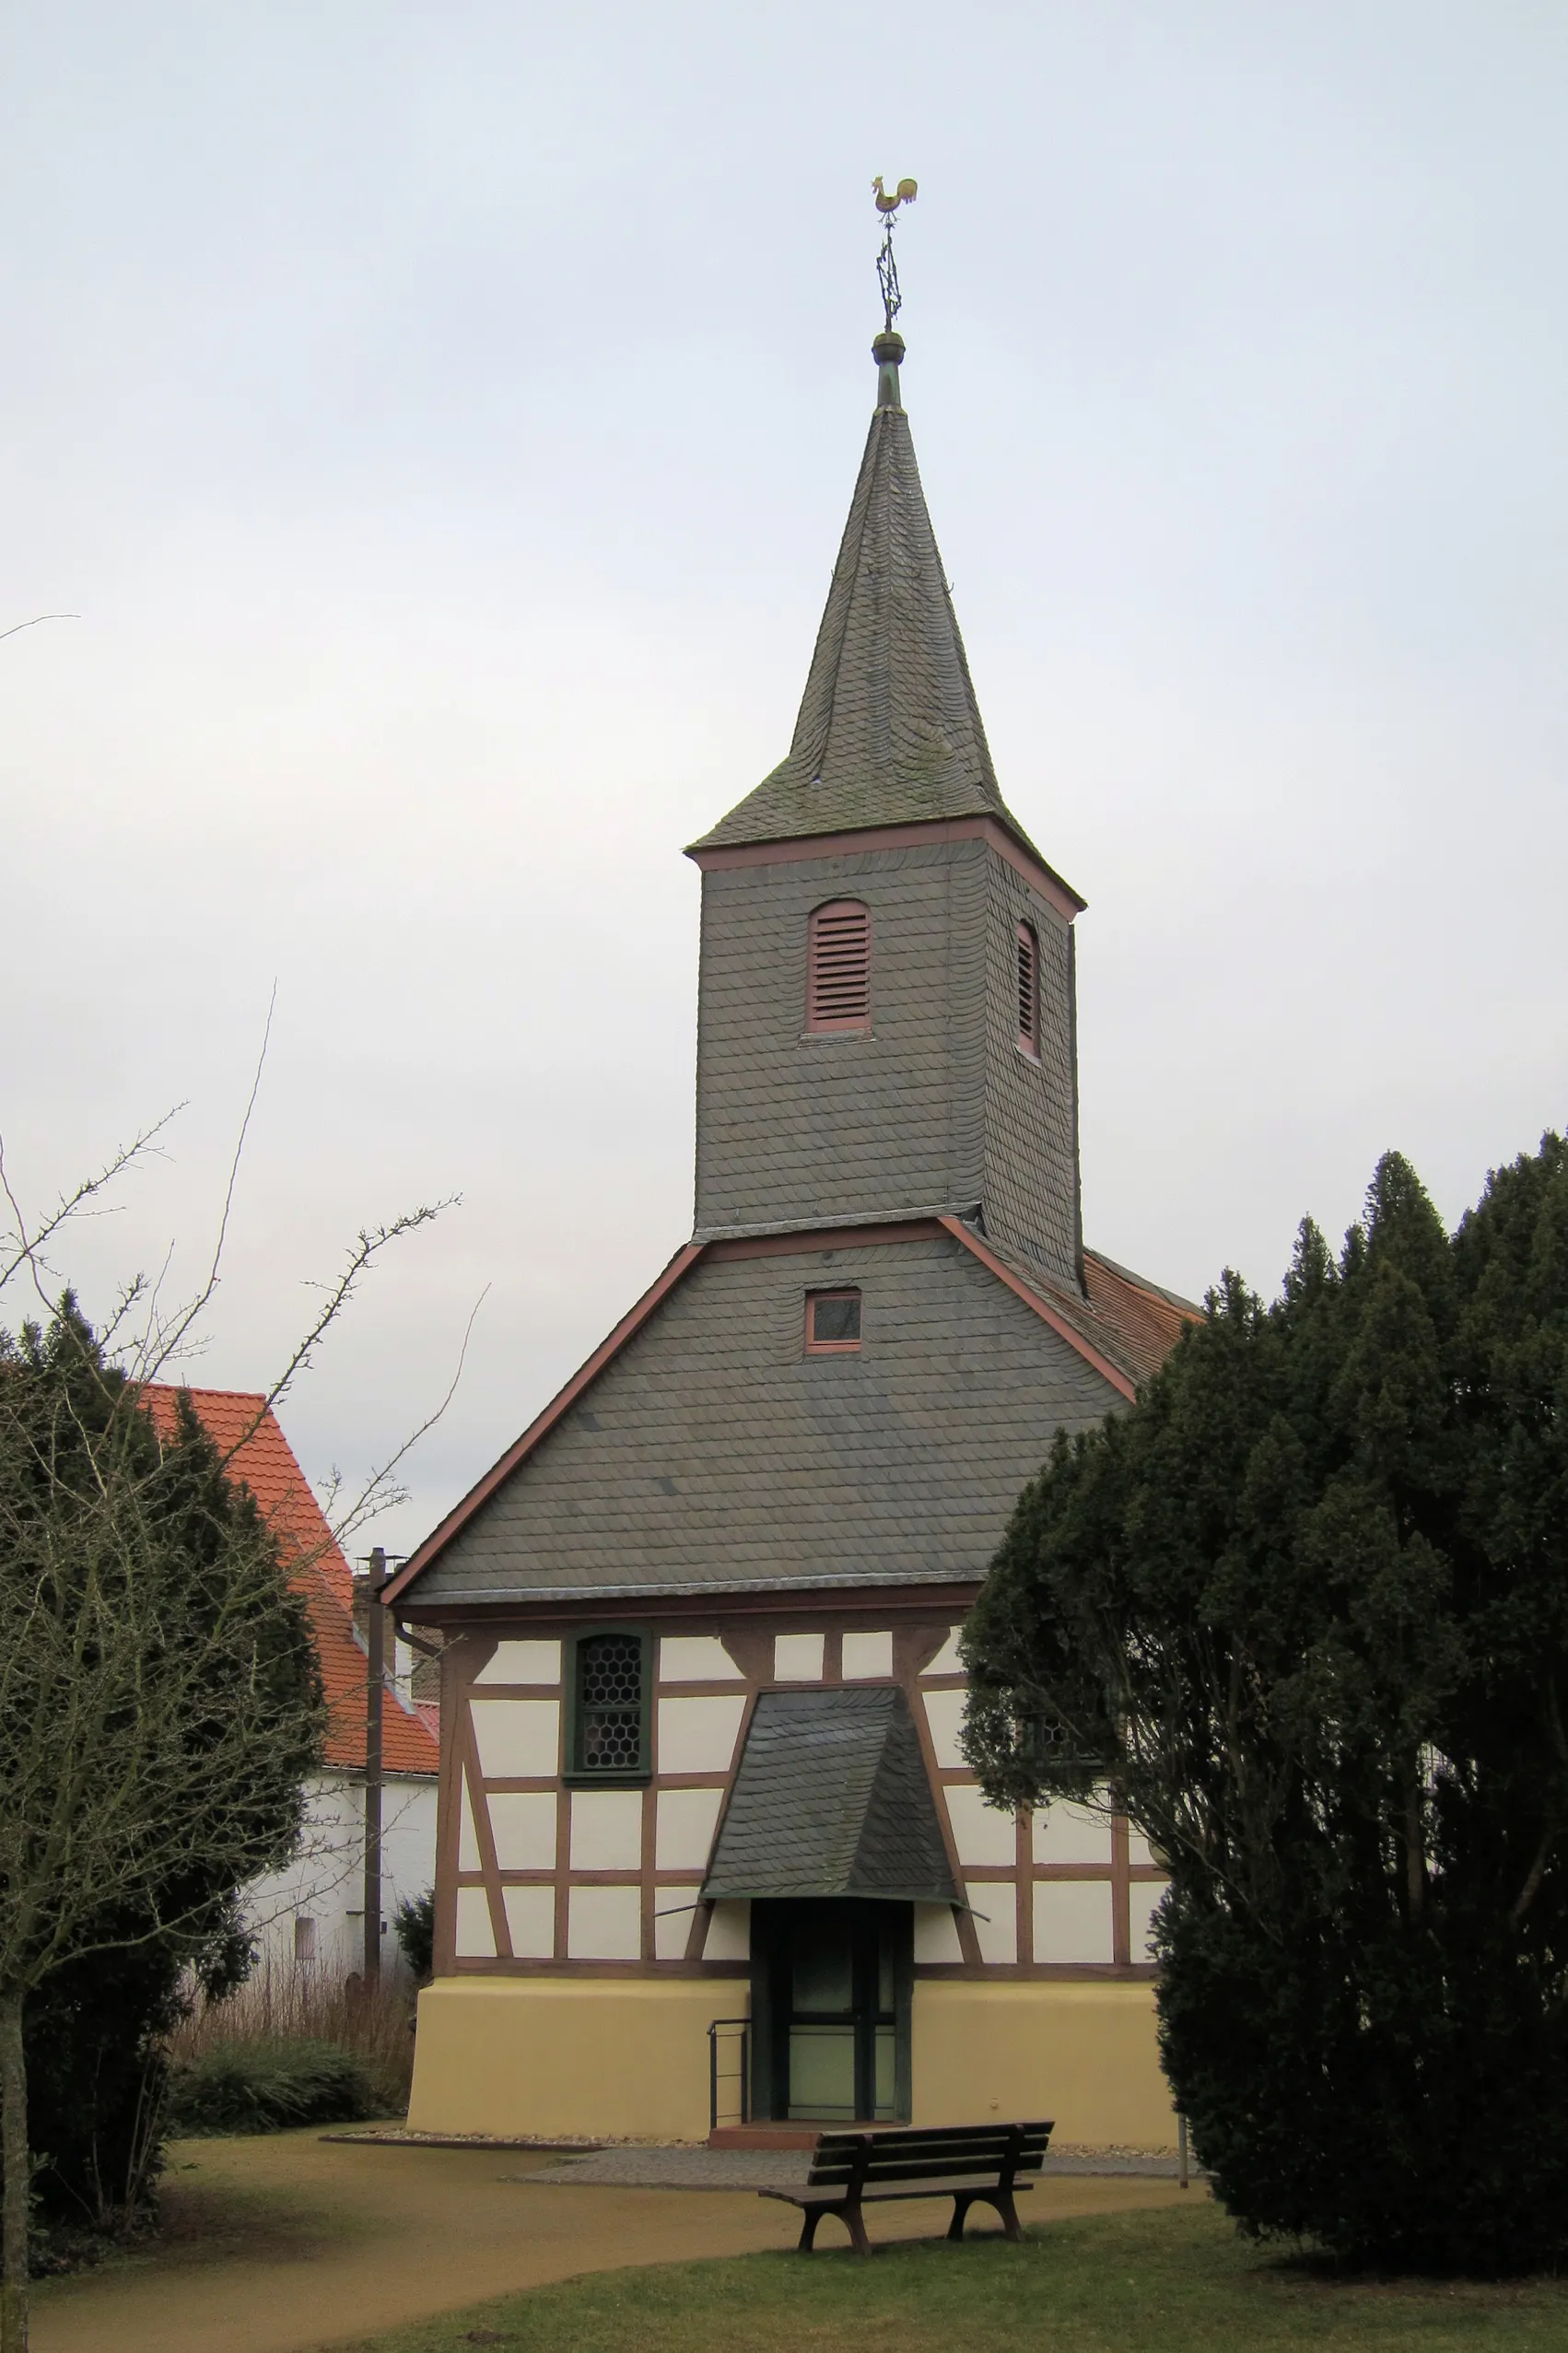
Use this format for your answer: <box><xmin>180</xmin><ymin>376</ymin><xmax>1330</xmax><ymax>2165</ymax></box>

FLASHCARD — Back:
<box><xmin>806</xmin><ymin>900</ymin><xmax>872</xmax><ymax>1033</ymax></box>
<box><xmin>1016</xmin><ymin>919</ymin><xmax>1040</xmax><ymax>1059</ymax></box>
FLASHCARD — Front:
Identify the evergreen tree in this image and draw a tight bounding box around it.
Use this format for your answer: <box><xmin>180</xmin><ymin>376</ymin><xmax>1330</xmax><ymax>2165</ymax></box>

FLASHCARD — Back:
<box><xmin>0</xmin><ymin>1300</ymin><xmax>324</xmax><ymax>2347</ymax></box>
<box><xmin>963</xmin><ymin>1140</ymin><xmax>1568</xmax><ymax>2272</ymax></box>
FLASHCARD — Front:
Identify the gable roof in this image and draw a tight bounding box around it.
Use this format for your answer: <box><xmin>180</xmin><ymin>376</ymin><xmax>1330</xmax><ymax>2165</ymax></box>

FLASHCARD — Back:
<box><xmin>703</xmin><ymin>1686</ymin><xmax>959</xmax><ymax>1903</ymax></box>
<box><xmin>385</xmin><ymin>1223</ymin><xmax>1198</xmax><ymax>1610</ymax></box>
<box><xmin>139</xmin><ymin>1386</ymin><xmax>439</xmax><ymax>1776</ymax></box>
<box><xmin>690</xmin><ymin>350</ymin><xmax>1066</xmax><ymax>890</ymax></box>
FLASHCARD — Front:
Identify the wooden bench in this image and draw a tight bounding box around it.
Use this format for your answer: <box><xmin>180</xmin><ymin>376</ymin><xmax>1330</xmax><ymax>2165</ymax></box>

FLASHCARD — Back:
<box><xmin>759</xmin><ymin>2120</ymin><xmax>1054</xmax><ymax>2255</ymax></box>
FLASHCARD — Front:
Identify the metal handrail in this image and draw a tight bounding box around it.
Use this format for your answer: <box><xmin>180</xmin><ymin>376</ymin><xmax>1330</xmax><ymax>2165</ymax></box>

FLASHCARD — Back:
<box><xmin>707</xmin><ymin>2015</ymin><xmax>750</xmax><ymax>2133</ymax></box>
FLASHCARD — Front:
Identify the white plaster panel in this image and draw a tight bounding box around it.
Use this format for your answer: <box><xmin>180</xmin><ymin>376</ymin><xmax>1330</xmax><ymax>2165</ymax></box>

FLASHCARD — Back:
<box><xmin>655</xmin><ymin>1785</ymin><xmax>725</xmax><ymax>1870</ymax></box>
<box><xmin>1034</xmin><ymin>1879</ymin><xmax>1117</xmax><ymax>1964</ymax></box>
<box><xmin>653</xmin><ymin>1887</ymin><xmax>703</xmax><ymax>1960</ymax></box>
<box><xmin>657</xmin><ymin>1695</ymin><xmax>746</xmax><ymax>1774</ymax></box>
<box><xmin>944</xmin><ymin>1784</ymin><xmax>1018</xmax><ymax>1867</ymax></box>
<box><xmin>913</xmin><ymin>1902</ymin><xmax>964</xmax><ymax>1963</ymax></box>
<box><xmin>458</xmin><ymin>1780</ymin><xmax>483</xmax><ymax>1872</ymax></box>
<box><xmin>487</xmin><ymin>1791</ymin><xmax>557</xmax><ymax>1872</ymax></box>
<box><xmin>774</xmin><ymin>1633</ymin><xmax>825</xmax><ymax>1681</ymax></box>
<box><xmin>922</xmin><ymin>1689</ymin><xmax>968</xmax><ymax>1769</ymax></box>
<box><xmin>702</xmin><ymin>1899</ymin><xmax>751</xmax><ymax>1961</ymax></box>
<box><xmin>567</xmin><ymin>1885</ymin><xmax>642</xmax><ymax>1960</ymax></box>
<box><xmin>454</xmin><ymin>1886</ymin><xmax>495</xmax><ymax>1959</ymax></box>
<box><xmin>1128</xmin><ymin>1828</ymin><xmax>1157</xmax><ymax>1869</ymax></box>
<box><xmin>470</xmin><ymin>1699</ymin><xmax>559</xmax><ymax>1780</ymax></box>
<box><xmin>842</xmin><ymin>1631</ymin><xmax>894</xmax><ymax>1680</ymax></box>
<box><xmin>923</xmin><ymin>1628</ymin><xmax>965</xmax><ymax>1676</ymax></box>
<box><xmin>569</xmin><ymin>1788</ymin><xmax>644</xmax><ymax>1870</ymax></box>
<box><xmin>502</xmin><ymin>1885</ymin><xmax>556</xmax><ymax>1959</ymax></box>
<box><xmin>1129</xmin><ymin>1881</ymin><xmax>1167</xmax><ymax>1963</ymax></box>
<box><xmin>474</xmin><ymin>1640</ymin><xmax>561</xmax><ymax>1686</ymax></box>
<box><xmin>965</xmin><ymin>1883</ymin><xmax>1017</xmax><ymax>1964</ymax></box>
<box><xmin>659</xmin><ymin>1636</ymin><xmax>743</xmax><ymax>1683</ymax></box>
<box><xmin>1032</xmin><ymin>1803</ymin><xmax>1113</xmax><ymax>1865</ymax></box>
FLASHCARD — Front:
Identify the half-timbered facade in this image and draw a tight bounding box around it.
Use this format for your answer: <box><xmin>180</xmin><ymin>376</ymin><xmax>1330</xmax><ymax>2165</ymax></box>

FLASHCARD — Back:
<box><xmin>388</xmin><ymin>321</ymin><xmax>1194</xmax><ymax>2147</ymax></box>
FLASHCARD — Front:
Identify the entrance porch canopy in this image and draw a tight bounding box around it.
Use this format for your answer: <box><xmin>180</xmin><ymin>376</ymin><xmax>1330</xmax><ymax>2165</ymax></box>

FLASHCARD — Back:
<box><xmin>702</xmin><ymin>1686</ymin><xmax>961</xmax><ymax>1904</ymax></box>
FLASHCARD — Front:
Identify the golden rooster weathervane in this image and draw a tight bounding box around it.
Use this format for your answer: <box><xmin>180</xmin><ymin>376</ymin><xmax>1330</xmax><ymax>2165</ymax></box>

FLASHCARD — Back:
<box><xmin>872</xmin><ymin>174</ymin><xmax>918</xmax><ymax>334</ymax></box>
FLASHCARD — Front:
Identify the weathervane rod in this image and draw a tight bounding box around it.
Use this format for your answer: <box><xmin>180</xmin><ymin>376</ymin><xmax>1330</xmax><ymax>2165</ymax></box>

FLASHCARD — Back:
<box><xmin>872</xmin><ymin>172</ymin><xmax>918</xmax><ymax>334</ymax></box>
<box><xmin>871</xmin><ymin>175</ymin><xmax>917</xmax><ymax>408</ymax></box>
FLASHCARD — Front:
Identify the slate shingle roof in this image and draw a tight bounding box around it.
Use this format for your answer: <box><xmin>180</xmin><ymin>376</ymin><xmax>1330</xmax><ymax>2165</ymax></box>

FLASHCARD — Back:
<box><xmin>692</xmin><ymin>370</ymin><xmax>1051</xmax><ymax>868</ymax></box>
<box><xmin>703</xmin><ymin>1686</ymin><xmax>959</xmax><ymax>1902</ymax></box>
<box><xmin>139</xmin><ymin>1386</ymin><xmax>439</xmax><ymax>1775</ymax></box>
<box><xmin>391</xmin><ymin>1231</ymin><xmax>1192</xmax><ymax>1610</ymax></box>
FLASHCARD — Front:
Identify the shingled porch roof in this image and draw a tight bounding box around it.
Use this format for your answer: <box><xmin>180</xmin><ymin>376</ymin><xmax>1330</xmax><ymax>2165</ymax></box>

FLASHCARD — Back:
<box><xmin>703</xmin><ymin>1685</ymin><xmax>960</xmax><ymax>1904</ymax></box>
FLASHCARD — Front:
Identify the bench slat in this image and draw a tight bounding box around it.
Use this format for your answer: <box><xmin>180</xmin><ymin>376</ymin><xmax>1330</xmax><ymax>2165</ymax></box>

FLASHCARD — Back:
<box><xmin>851</xmin><ymin>2156</ymin><xmax>1045</xmax><ymax>2185</ymax></box>
<box><xmin>806</xmin><ymin>2131</ymin><xmax>1050</xmax><ymax>2187</ymax></box>
<box><xmin>813</xmin><ymin>2120</ymin><xmax>1051</xmax><ymax>2152</ymax></box>
<box><xmin>808</xmin><ymin>2142</ymin><xmax>1047</xmax><ymax>2171</ymax></box>
<box><xmin>764</xmin><ymin>2181</ymin><xmax>1036</xmax><ymax>2211</ymax></box>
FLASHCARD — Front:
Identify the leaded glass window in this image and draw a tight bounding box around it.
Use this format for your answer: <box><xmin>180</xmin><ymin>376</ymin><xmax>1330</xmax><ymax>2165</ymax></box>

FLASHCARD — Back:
<box><xmin>575</xmin><ymin>1632</ymin><xmax>648</xmax><ymax>1778</ymax></box>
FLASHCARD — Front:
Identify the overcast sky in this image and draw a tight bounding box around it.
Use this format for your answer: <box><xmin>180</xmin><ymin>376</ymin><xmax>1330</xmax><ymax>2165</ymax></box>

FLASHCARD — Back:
<box><xmin>3</xmin><ymin>3</ymin><xmax>1564</xmax><ymax>1560</ymax></box>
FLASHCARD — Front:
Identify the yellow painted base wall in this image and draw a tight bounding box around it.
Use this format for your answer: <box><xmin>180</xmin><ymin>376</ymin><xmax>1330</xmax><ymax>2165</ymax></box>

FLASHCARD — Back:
<box><xmin>408</xmin><ymin>1978</ymin><xmax>751</xmax><ymax>2142</ymax></box>
<box><xmin>913</xmin><ymin>1981</ymin><xmax>1176</xmax><ymax>2148</ymax></box>
<box><xmin>410</xmin><ymin>1975</ymin><xmax>1175</xmax><ymax>2148</ymax></box>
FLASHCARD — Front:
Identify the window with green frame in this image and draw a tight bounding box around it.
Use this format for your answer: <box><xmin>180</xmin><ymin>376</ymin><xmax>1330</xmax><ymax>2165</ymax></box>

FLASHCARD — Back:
<box><xmin>567</xmin><ymin>1629</ymin><xmax>651</xmax><ymax>1783</ymax></box>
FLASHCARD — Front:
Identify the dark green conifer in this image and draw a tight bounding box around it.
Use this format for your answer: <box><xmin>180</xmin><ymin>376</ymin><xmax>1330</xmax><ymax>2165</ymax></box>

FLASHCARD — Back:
<box><xmin>963</xmin><ymin>1140</ymin><xmax>1568</xmax><ymax>2272</ymax></box>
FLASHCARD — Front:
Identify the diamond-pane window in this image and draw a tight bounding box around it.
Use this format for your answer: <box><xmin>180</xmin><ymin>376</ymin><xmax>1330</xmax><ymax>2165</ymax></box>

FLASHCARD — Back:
<box><xmin>577</xmin><ymin>1633</ymin><xmax>647</xmax><ymax>1776</ymax></box>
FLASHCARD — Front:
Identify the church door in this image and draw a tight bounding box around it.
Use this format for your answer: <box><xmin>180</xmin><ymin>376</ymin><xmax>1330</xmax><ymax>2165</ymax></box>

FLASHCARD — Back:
<box><xmin>752</xmin><ymin>1900</ymin><xmax>911</xmax><ymax>2123</ymax></box>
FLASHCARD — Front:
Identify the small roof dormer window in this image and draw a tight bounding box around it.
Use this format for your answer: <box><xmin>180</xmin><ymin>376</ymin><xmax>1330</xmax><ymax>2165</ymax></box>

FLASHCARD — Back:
<box><xmin>805</xmin><ymin>1289</ymin><xmax>861</xmax><ymax>1353</ymax></box>
<box><xmin>807</xmin><ymin>900</ymin><xmax>872</xmax><ymax>1033</ymax></box>
<box><xmin>1016</xmin><ymin>919</ymin><xmax>1040</xmax><ymax>1060</ymax></box>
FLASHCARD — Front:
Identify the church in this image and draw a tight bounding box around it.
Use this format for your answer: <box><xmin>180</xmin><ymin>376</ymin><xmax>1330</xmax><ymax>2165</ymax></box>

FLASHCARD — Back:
<box><xmin>386</xmin><ymin>310</ymin><xmax>1193</xmax><ymax>2148</ymax></box>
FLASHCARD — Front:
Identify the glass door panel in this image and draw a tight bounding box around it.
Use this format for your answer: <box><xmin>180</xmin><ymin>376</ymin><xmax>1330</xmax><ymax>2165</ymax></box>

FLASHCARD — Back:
<box><xmin>791</xmin><ymin>1914</ymin><xmax>854</xmax><ymax>2014</ymax></box>
<box><xmin>872</xmin><ymin>2024</ymin><xmax>896</xmax><ymax>2120</ymax></box>
<box><xmin>788</xmin><ymin>2026</ymin><xmax>857</xmax><ymax>2120</ymax></box>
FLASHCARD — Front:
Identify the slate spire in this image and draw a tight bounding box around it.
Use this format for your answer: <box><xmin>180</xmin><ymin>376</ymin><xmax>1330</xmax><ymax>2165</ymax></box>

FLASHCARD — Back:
<box><xmin>694</xmin><ymin>332</ymin><xmax>1044</xmax><ymax>855</ymax></box>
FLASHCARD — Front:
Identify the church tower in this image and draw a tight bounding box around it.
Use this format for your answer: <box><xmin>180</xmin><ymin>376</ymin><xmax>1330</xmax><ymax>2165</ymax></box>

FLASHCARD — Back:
<box><xmin>687</xmin><ymin>327</ymin><xmax>1087</xmax><ymax>1295</ymax></box>
<box><xmin>389</xmin><ymin>281</ymin><xmax>1194</xmax><ymax>2154</ymax></box>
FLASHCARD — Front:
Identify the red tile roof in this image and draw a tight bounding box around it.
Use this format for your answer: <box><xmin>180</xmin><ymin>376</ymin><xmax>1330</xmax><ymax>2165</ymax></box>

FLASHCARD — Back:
<box><xmin>1082</xmin><ymin>1250</ymin><xmax>1202</xmax><ymax>1387</ymax></box>
<box><xmin>138</xmin><ymin>1386</ymin><xmax>439</xmax><ymax>1777</ymax></box>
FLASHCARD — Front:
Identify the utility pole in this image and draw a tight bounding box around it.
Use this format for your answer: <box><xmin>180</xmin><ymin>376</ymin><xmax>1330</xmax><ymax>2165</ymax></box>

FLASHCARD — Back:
<box><xmin>362</xmin><ymin>1545</ymin><xmax>387</xmax><ymax>1986</ymax></box>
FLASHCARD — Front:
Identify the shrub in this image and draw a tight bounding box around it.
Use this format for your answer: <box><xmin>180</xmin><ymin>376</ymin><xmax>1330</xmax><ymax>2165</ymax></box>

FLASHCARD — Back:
<box><xmin>393</xmin><ymin>1889</ymin><xmax>435</xmax><ymax>1984</ymax></box>
<box><xmin>167</xmin><ymin>2038</ymin><xmax>390</xmax><ymax>2135</ymax></box>
<box><xmin>169</xmin><ymin>1952</ymin><xmax>415</xmax><ymax>2125</ymax></box>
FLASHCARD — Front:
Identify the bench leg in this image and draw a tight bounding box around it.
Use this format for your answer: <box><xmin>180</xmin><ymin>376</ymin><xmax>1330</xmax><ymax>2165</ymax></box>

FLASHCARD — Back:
<box><xmin>989</xmin><ymin>2190</ymin><xmax>1024</xmax><ymax>2244</ymax></box>
<box><xmin>949</xmin><ymin>2190</ymin><xmax>1024</xmax><ymax>2244</ymax></box>
<box><xmin>796</xmin><ymin>2204</ymin><xmax>871</xmax><ymax>2256</ymax></box>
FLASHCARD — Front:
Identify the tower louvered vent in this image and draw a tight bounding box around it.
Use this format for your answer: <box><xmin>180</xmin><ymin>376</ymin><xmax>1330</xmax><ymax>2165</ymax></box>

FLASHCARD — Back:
<box><xmin>807</xmin><ymin>900</ymin><xmax>872</xmax><ymax>1033</ymax></box>
<box><xmin>1016</xmin><ymin>919</ymin><xmax>1040</xmax><ymax>1059</ymax></box>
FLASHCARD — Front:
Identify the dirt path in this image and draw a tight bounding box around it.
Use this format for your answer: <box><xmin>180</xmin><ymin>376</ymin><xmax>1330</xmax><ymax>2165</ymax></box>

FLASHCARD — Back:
<box><xmin>30</xmin><ymin>2133</ymin><xmax>1196</xmax><ymax>2353</ymax></box>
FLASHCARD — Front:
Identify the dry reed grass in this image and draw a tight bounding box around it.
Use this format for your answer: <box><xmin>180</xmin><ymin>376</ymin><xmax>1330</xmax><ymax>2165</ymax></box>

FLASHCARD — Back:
<box><xmin>170</xmin><ymin>1955</ymin><xmax>416</xmax><ymax>2107</ymax></box>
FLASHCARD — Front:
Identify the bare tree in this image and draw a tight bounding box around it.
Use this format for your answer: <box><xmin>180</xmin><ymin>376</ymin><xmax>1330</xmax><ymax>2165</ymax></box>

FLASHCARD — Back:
<box><xmin>0</xmin><ymin>1092</ymin><xmax>462</xmax><ymax>2353</ymax></box>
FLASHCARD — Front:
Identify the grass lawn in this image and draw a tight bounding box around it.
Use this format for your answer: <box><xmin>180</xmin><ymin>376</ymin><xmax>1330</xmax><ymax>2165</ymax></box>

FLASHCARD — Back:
<box><xmin>338</xmin><ymin>2200</ymin><xmax>1568</xmax><ymax>2353</ymax></box>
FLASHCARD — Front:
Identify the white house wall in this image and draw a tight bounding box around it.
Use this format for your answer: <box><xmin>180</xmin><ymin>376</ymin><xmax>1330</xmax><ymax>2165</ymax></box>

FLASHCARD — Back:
<box><xmin>246</xmin><ymin>1769</ymin><xmax>439</xmax><ymax>1979</ymax></box>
